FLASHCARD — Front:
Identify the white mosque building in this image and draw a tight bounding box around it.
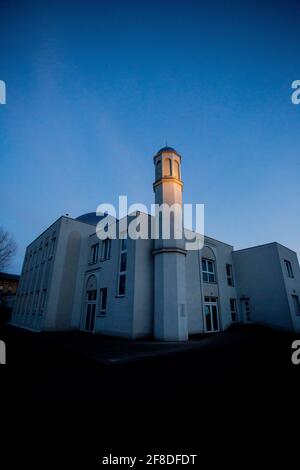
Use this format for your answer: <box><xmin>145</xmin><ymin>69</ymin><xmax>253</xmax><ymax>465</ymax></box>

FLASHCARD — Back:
<box><xmin>11</xmin><ymin>147</ymin><xmax>300</xmax><ymax>340</ymax></box>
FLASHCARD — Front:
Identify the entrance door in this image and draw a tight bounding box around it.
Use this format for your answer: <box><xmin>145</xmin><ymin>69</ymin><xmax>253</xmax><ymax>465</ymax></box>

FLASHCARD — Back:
<box><xmin>204</xmin><ymin>297</ymin><xmax>220</xmax><ymax>333</ymax></box>
<box><xmin>240</xmin><ymin>298</ymin><xmax>251</xmax><ymax>323</ymax></box>
<box><xmin>84</xmin><ymin>289</ymin><xmax>97</xmax><ymax>332</ymax></box>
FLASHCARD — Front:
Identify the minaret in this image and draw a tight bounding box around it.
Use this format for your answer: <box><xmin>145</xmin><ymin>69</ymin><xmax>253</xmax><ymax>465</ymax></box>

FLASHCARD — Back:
<box><xmin>153</xmin><ymin>146</ymin><xmax>188</xmax><ymax>341</ymax></box>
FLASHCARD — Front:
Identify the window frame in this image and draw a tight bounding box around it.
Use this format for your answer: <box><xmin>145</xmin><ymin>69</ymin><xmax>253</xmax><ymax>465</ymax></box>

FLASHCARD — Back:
<box><xmin>99</xmin><ymin>288</ymin><xmax>108</xmax><ymax>316</ymax></box>
<box><xmin>43</xmin><ymin>238</ymin><xmax>49</xmax><ymax>262</ymax></box>
<box><xmin>226</xmin><ymin>264</ymin><xmax>234</xmax><ymax>286</ymax></box>
<box><xmin>101</xmin><ymin>238</ymin><xmax>111</xmax><ymax>260</ymax></box>
<box><xmin>90</xmin><ymin>243</ymin><xmax>99</xmax><ymax>264</ymax></box>
<box><xmin>49</xmin><ymin>233</ymin><xmax>56</xmax><ymax>259</ymax></box>
<box><xmin>117</xmin><ymin>239</ymin><xmax>127</xmax><ymax>296</ymax></box>
<box><xmin>284</xmin><ymin>260</ymin><xmax>294</xmax><ymax>278</ymax></box>
<box><xmin>202</xmin><ymin>258</ymin><xmax>216</xmax><ymax>283</ymax></box>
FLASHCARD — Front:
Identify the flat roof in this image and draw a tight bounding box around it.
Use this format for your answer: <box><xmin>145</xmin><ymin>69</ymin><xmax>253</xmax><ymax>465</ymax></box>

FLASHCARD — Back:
<box><xmin>233</xmin><ymin>241</ymin><xmax>298</xmax><ymax>256</ymax></box>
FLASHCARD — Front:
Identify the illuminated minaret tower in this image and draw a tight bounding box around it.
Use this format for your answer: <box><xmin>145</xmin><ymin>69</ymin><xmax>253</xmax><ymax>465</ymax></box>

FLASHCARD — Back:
<box><xmin>153</xmin><ymin>146</ymin><xmax>188</xmax><ymax>341</ymax></box>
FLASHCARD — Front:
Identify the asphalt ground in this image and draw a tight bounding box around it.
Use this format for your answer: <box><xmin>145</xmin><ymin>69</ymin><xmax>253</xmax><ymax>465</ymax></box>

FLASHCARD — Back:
<box><xmin>0</xmin><ymin>323</ymin><xmax>299</xmax><ymax>467</ymax></box>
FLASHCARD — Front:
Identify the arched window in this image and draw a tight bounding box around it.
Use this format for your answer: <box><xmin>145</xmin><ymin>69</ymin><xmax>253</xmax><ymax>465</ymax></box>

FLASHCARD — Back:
<box><xmin>164</xmin><ymin>158</ymin><xmax>172</xmax><ymax>176</ymax></box>
<box><xmin>174</xmin><ymin>160</ymin><xmax>180</xmax><ymax>179</ymax></box>
<box><xmin>86</xmin><ymin>274</ymin><xmax>97</xmax><ymax>292</ymax></box>
<box><xmin>156</xmin><ymin>160</ymin><xmax>161</xmax><ymax>180</ymax></box>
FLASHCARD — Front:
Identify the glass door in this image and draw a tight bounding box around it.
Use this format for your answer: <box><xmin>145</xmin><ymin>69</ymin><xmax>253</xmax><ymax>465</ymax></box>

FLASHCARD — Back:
<box><xmin>204</xmin><ymin>299</ymin><xmax>220</xmax><ymax>333</ymax></box>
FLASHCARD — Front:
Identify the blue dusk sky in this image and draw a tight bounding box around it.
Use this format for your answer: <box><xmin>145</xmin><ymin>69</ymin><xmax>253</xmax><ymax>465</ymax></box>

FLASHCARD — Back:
<box><xmin>0</xmin><ymin>0</ymin><xmax>299</xmax><ymax>273</ymax></box>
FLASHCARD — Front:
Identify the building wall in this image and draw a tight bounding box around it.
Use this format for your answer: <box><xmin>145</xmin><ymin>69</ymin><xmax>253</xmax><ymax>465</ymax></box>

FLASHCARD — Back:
<box><xmin>43</xmin><ymin>218</ymin><xmax>91</xmax><ymax>330</ymax></box>
<box><xmin>185</xmin><ymin>247</ymin><xmax>203</xmax><ymax>334</ymax></box>
<box><xmin>11</xmin><ymin>217</ymin><xmax>93</xmax><ymax>331</ymax></box>
<box><xmin>11</xmin><ymin>212</ymin><xmax>300</xmax><ymax>338</ymax></box>
<box><xmin>211</xmin><ymin>239</ymin><xmax>239</xmax><ymax>330</ymax></box>
<box><xmin>70</xmin><ymin>232</ymin><xmax>93</xmax><ymax>330</ymax></box>
<box><xmin>79</xmin><ymin>221</ymin><xmax>136</xmax><ymax>339</ymax></box>
<box><xmin>11</xmin><ymin>218</ymin><xmax>61</xmax><ymax>330</ymax></box>
<box><xmin>233</xmin><ymin>243</ymin><xmax>295</xmax><ymax>331</ymax></box>
<box><xmin>132</xmin><ymin>235</ymin><xmax>154</xmax><ymax>338</ymax></box>
<box><xmin>277</xmin><ymin>244</ymin><xmax>300</xmax><ymax>333</ymax></box>
<box><xmin>185</xmin><ymin>236</ymin><xmax>239</xmax><ymax>335</ymax></box>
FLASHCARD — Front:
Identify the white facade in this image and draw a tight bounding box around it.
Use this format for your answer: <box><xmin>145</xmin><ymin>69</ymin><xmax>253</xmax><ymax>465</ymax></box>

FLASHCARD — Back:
<box><xmin>233</xmin><ymin>243</ymin><xmax>300</xmax><ymax>332</ymax></box>
<box><xmin>10</xmin><ymin>147</ymin><xmax>300</xmax><ymax>339</ymax></box>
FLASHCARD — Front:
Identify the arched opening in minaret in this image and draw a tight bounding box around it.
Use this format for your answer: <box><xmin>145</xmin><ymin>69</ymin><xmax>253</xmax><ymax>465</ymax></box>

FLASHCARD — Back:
<box><xmin>174</xmin><ymin>160</ymin><xmax>180</xmax><ymax>179</ymax></box>
<box><xmin>156</xmin><ymin>160</ymin><xmax>161</xmax><ymax>180</ymax></box>
<box><xmin>164</xmin><ymin>158</ymin><xmax>172</xmax><ymax>176</ymax></box>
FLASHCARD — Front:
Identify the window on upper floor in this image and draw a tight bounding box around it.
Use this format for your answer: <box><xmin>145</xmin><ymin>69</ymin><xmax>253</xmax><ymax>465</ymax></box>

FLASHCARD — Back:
<box><xmin>230</xmin><ymin>298</ymin><xmax>238</xmax><ymax>322</ymax></box>
<box><xmin>101</xmin><ymin>238</ymin><xmax>111</xmax><ymax>260</ymax></box>
<box><xmin>284</xmin><ymin>260</ymin><xmax>294</xmax><ymax>278</ymax></box>
<box><xmin>226</xmin><ymin>264</ymin><xmax>234</xmax><ymax>286</ymax></box>
<box><xmin>32</xmin><ymin>250</ymin><xmax>37</xmax><ymax>267</ymax></box>
<box><xmin>90</xmin><ymin>243</ymin><xmax>99</xmax><ymax>264</ymax></box>
<box><xmin>118</xmin><ymin>239</ymin><xmax>127</xmax><ymax>296</ymax></box>
<box><xmin>37</xmin><ymin>243</ymin><xmax>43</xmax><ymax>265</ymax></box>
<box><xmin>43</xmin><ymin>238</ymin><xmax>49</xmax><ymax>261</ymax></box>
<box><xmin>49</xmin><ymin>233</ymin><xmax>56</xmax><ymax>258</ymax></box>
<box><xmin>40</xmin><ymin>289</ymin><xmax>47</xmax><ymax>312</ymax></box>
<box><xmin>202</xmin><ymin>258</ymin><xmax>216</xmax><ymax>283</ymax></box>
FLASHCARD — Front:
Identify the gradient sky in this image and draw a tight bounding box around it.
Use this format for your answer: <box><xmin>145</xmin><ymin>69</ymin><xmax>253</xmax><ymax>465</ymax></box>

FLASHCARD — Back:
<box><xmin>0</xmin><ymin>0</ymin><xmax>299</xmax><ymax>274</ymax></box>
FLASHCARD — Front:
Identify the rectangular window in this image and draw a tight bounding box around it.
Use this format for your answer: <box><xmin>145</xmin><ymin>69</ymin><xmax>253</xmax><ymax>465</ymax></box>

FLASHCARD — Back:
<box><xmin>121</xmin><ymin>238</ymin><xmax>127</xmax><ymax>251</ymax></box>
<box><xmin>118</xmin><ymin>239</ymin><xmax>127</xmax><ymax>296</ymax></box>
<box><xmin>204</xmin><ymin>296</ymin><xmax>217</xmax><ymax>303</ymax></box>
<box><xmin>118</xmin><ymin>274</ymin><xmax>126</xmax><ymax>296</ymax></box>
<box><xmin>101</xmin><ymin>239</ymin><xmax>111</xmax><ymax>260</ymax></box>
<box><xmin>34</xmin><ymin>291</ymin><xmax>39</xmax><ymax>314</ymax></box>
<box><xmin>230</xmin><ymin>298</ymin><xmax>238</xmax><ymax>322</ymax></box>
<box><xmin>202</xmin><ymin>258</ymin><xmax>216</xmax><ymax>283</ymax></box>
<box><xmin>43</xmin><ymin>239</ymin><xmax>49</xmax><ymax>261</ymax></box>
<box><xmin>49</xmin><ymin>235</ymin><xmax>56</xmax><ymax>258</ymax></box>
<box><xmin>90</xmin><ymin>243</ymin><xmax>99</xmax><ymax>264</ymax></box>
<box><xmin>99</xmin><ymin>288</ymin><xmax>107</xmax><ymax>316</ymax></box>
<box><xmin>87</xmin><ymin>290</ymin><xmax>97</xmax><ymax>301</ymax></box>
<box><xmin>40</xmin><ymin>289</ymin><xmax>47</xmax><ymax>313</ymax></box>
<box><xmin>37</xmin><ymin>245</ymin><xmax>43</xmax><ymax>265</ymax></box>
<box><xmin>292</xmin><ymin>295</ymin><xmax>300</xmax><ymax>316</ymax></box>
<box><xmin>285</xmin><ymin>260</ymin><xmax>294</xmax><ymax>278</ymax></box>
<box><xmin>226</xmin><ymin>264</ymin><xmax>234</xmax><ymax>286</ymax></box>
<box><xmin>120</xmin><ymin>252</ymin><xmax>127</xmax><ymax>272</ymax></box>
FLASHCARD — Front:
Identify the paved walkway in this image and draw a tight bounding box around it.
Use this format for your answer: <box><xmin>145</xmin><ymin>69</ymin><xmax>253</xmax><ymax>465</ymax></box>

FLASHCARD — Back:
<box><xmin>3</xmin><ymin>323</ymin><xmax>278</xmax><ymax>365</ymax></box>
